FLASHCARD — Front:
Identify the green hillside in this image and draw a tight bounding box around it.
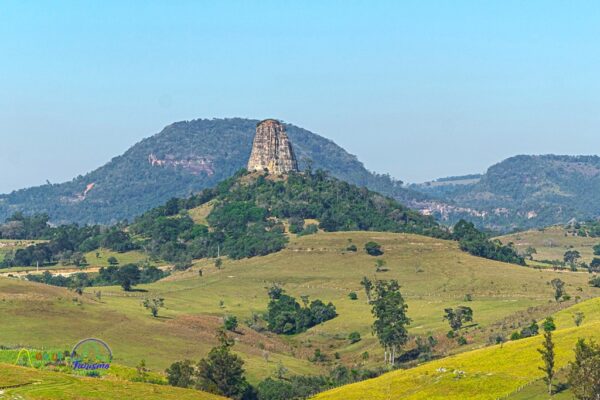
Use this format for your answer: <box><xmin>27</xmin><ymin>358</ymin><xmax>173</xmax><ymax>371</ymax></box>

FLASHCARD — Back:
<box><xmin>499</xmin><ymin>225</ymin><xmax>600</xmax><ymax>266</ymax></box>
<box><xmin>0</xmin><ymin>362</ymin><xmax>225</xmax><ymax>400</ymax></box>
<box><xmin>1</xmin><ymin>231</ymin><xmax>596</xmax><ymax>387</ymax></box>
<box><xmin>0</xmin><ymin>118</ymin><xmax>428</xmax><ymax>225</ymax></box>
<box><xmin>312</xmin><ymin>296</ymin><xmax>600</xmax><ymax>400</ymax></box>
<box><xmin>412</xmin><ymin>155</ymin><xmax>600</xmax><ymax>232</ymax></box>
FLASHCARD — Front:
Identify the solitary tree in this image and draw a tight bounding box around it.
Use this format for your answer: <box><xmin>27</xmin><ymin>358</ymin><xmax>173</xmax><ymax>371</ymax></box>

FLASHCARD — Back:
<box><xmin>574</xmin><ymin>312</ymin><xmax>585</xmax><ymax>327</ymax></box>
<box><xmin>370</xmin><ymin>280</ymin><xmax>411</xmax><ymax>365</ymax></box>
<box><xmin>551</xmin><ymin>278</ymin><xmax>566</xmax><ymax>302</ymax></box>
<box><xmin>364</xmin><ymin>242</ymin><xmax>383</xmax><ymax>256</ymax></box>
<box><xmin>107</xmin><ymin>256</ymin><xmax>119</xmax><ymax>266</ymax></box>
<box><xmin>166</xmin><ymin>359</ymin><xmax>196</xmax><ymax>388</ymax></box>
<box><xmin>196</xmin><ymin>330</ymin><xmax>254</xmax><ymax>399</ymax></box>
<box><xmin>444</xmin><ymin>306</ymin><xmax>474</xmax><ymax>332</ymax></box>
<box><xmin>69</xmin><ymin>273</ymin><xmax>88</xmax><ymax>296</ymax></box>
<box><xmin>568</xmin><ymin>339</ymin><xmax>600</xmax><ymax>399</ymax></box>
<box><xmin>538</xmin><ymin>328</ymin><xmax>555</xmax><ymax>396</ymax></box>
<box><xmin>360</xmin><ymin>277</ymin><xmax>373</xmax><ymax>303</ymax></box>
<box><xmin>117</xmin><ymin>264</ymin><xmax>141</xmax><ymax>291</ymax></box>
<box><xmin>564</xmin><ymin>250</ymin><xmax>581</xmax><ymax>267</ymax></box>
<box><xmin>224</xmin><ymin>315</ymin><xmax>238</xmax><ymax>332</ymax></box>
<box><xmin>375</xmin><ymin>259</ymin><xmax>386</xmax><ymax>273</ymax></box>
<box><xmin>524</xmin><ymin>246</ymin><xmax>537</xmax><ymax>260</ymax></box>
<box><xmin>142</xmin><ymin>297</ymin><xmax>165</xmax><ymax>317</ymax></box>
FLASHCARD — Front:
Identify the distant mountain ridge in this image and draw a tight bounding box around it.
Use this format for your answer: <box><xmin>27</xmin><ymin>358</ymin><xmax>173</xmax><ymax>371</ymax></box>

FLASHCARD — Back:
<box><xmin>411</xmin><ymin>155</ymin><xmax>600</xmax><ymax>232</ymax></box>
<box><xmin>0</xmin><ymin>118</ymin><xmax>429</xmax><ymax>225</ymax></box>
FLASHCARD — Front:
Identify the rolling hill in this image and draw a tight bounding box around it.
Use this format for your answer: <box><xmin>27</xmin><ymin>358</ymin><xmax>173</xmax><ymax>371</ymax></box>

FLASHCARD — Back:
<box><xmin>0</xmin><ymin>118</ymin><xmax>429</xmax><ymax>225</ymax></box>
<box><xmin>0</xmin><ymin>362</ymin><xmax>225</xmax><ymax>400</ymax></box>
<box><xmin>411</xmin><ymin>155</ymin><xmax>600</xmax><ymax>232</ymax></box>
<box><xmin>313</xmin><ymin>296</ymin><xmax>600</xmax><ymax>400</ymax></box>
<box><xmin>1</xmin><ymin>230</ymin><xmax>596</xmax><ymax>386</ymax></box>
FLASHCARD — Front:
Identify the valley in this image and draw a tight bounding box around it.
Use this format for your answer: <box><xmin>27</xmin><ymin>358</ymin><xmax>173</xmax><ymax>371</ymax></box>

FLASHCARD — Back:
<box><xmin>1</xmin><ymin>231</ymin><xmax>597</xmax><ymax>386</ymax></box>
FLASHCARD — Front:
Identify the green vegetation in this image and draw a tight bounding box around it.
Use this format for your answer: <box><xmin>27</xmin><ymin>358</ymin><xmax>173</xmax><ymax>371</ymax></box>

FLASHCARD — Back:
<box><xmin>370</xmin><ymin>280</ymin><xmax>410</xmax><ymax>365</ymax></box>
<box><xmin>499</xmin><ymin>225</ymin><xmax>600</xmax><ymax>269</ymax></box>
<box><xmin>266</xmin><ymin>286</ymin><xmax>337</xmax><ymax>335</ymax></box>
<box><xmin>0</xmin><ymin>361</ymin><xmax>225</xmax><ymax>399</ymax></box>
<box><xmin>411</xmin><ymin>155</ymin><xmax>600</xmax><ymax>232</ymax></box>
<box><xmin>567</xmin><ymin>339</ymin><xmax>600</xmax><ymax>399</ymax></box>
<box><xmin>3</xmin><ymin>231</ymin><xmax>595</xmax><ymax>384</ymax></box>
<box><xmin>364</xmin><ymin>241</ymin><xmax>383</xmax><ymax>256</ymax></box>
<box><xmin>0</xmin><ymin>118</ymin><xmax>429</xmax><ymax>225</ymax></box>
<box><xmin>3</xmin><ymin>229</ymin><xmax>600</xmax><ymax>398</ymax></box>
<box><xmin>25</xmin><ymin>264</ymin><xmax>168</xmax><ymax>290</ymax></box>
<box><xmin>125</xmin><ymin>169</ymin><xmax>448</xmax><ymax>262</ymax></box>
<box><xmin>312</xmin><ymin>296</ymin><xmax>600</xmax><ymax>400</ymax></box>
<box><xmin>143</xmin><ymin>297</ymin><xmax>165</xmax><ymax>317</ymax></box>
<box><xmin>453</xmin><ymin>220</ymin><xmax>525</xmax><ymax>265</ymax></box>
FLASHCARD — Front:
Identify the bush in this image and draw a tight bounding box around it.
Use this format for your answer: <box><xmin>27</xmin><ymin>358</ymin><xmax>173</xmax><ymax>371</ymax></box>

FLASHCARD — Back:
<box><xmin>364</xmin><ymin>242</ymin><xmax>383</xmax><ymax>256</ymax></box>
<box><xmin>346</xmin><ymin>244</ymin><xmax>357</xmax><ymax>252</ymax></box>
<box><xmin>348</xmin><ymin>292</ymin><xmax>358</xmax><ymax>300</ymax></box>
<box><xmin>590</xmin><ymin>276</ymin><xmax>600</xmax><ymax>288</ymax></box>
<box><xmin>510</xmin><ymin>332</ymin><xmax>521</xmax><ymax>341</ymax></box>
<box><xmin>266</xmin><ymin>289</ymin><xmax>337</xmax><ymax>335</ymax></box>
<box><xmin>288</xmin><ymin>217</ymin><xmax>305</xmax><ymax>234</ymax></box>
<box><xmin>457</xmin><ymin>336</ymin><xmax>467</xmax><ymax>346</ymax></box>
<box><xmin>224</xmin><ymin>315</ymin><xmax>239</xmax><ymax>332</ymax></box>
<box><xmin>298</xmin><ymin>224</ymin><xmax>318</xmax><ymax>236</ymax></box>
<box><xmin>348</xmin><ymin>331</ymin><xmax>361</xmax><ymax>344</ymax></box>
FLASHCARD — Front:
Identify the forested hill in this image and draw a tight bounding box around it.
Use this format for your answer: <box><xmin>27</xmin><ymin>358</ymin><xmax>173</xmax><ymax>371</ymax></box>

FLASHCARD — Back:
<box><xmin>0</xmin><ymin>118</ymin><xmax>429</xmax><ymax>225</ymax></box>
<box><xmin>411</xmin><ymin>155</ymin><xmax>600</xmax><ymax>232</ymax></box>
<box><xmin>3</xmin><ymin>170</ymin><xmax>527</xmax><ymax>269</ymax></box>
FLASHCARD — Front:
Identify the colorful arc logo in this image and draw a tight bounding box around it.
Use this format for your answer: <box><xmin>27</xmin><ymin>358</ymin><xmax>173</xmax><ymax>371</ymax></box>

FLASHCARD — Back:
<box><xmin>70</xmin><ymin>338</ymin><xmax>112</xmax><ymax>370</ymax></box>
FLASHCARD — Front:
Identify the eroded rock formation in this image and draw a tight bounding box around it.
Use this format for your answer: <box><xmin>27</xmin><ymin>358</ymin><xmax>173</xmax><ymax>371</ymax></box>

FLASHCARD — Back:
<box><xmin>247</xmin><ymin>119</ymin><xmax>298</xmax><ymax>174</ymax></box>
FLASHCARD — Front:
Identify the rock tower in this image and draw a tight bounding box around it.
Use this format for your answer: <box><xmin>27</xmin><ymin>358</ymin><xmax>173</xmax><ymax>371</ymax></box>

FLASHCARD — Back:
<box><xmin>247</xmin><ymin>119</ymin><xmax>299</xmax><ymax>174</ymax></box>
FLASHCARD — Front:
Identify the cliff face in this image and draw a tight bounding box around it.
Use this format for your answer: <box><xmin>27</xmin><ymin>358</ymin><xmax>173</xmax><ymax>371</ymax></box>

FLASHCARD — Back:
<box><xmin>247</xmin><ymin>119</ymin><xmax>299</xmax><ymax>174</ymax></box>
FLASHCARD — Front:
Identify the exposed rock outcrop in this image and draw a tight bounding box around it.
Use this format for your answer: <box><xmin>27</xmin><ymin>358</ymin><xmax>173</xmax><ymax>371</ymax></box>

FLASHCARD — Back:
<box><xmin>247</xmin><ymin>119</ymin><xmax>298</xmax><ymax>174</ymax></box>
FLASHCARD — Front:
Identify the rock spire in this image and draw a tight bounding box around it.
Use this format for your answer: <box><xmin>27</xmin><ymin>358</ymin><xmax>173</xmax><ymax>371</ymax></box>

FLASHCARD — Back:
<box><xmin>247</xmin><ymin>119</ymin><xmax>299</xmax><ymax>174</ymax></box>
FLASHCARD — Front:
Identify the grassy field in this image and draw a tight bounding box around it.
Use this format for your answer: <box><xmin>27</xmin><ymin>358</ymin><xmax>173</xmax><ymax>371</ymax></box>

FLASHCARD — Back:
<box><xmin>0</xmin><ymin>248</ymin><xmax>158</xmax><ymax>275</ymax></box>
<box><xmin>0</xmin><ymin>362</ymin><xmax>225</xmax><ymax>399</ymax></box>
<box><xmin>499</xmin><ymin>226</ymin><xmax>600</xmax><ymax>264</ymax></box>
<box><xmin>0</xmin><ymin>231</ymin><xmax>598</xmax><ymax>385</ymax></box>
<box><xmin>188</xmin><ymin>201</ymin><xmax>215</xmax><ymax>225</ymax></box>
<box><xmin>313</xmin><ymin>296</ymin><xmax>600</xmax><ymax>400</ymax></box>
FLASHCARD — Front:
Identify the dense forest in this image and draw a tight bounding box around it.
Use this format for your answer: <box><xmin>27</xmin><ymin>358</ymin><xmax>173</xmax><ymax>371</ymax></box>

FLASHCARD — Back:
<box><xmin>0</xmin><ymin>118</ymin><xmax>430</xmax><ymax>225</ymax></box>
<box><xmin>128</xmin><ymin>169</ymin><xmax>449</xmax><ymax>263</ymax></box>
<box><xmin>412</xmin><ymin>155</ymin><xmax>600</xmax><ymax>232</ymax></box>
<box><xmin>1</xmin><ymin>169</ymin><xmax>526</xmax><ymax>269</ymax></box>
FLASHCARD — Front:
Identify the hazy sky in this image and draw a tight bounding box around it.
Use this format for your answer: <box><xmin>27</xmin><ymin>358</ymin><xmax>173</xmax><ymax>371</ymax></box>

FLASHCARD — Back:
<box><xmin>1</xmin><ymin>1</ymin><xmax>599</xmax><ymax>193</ymax></box>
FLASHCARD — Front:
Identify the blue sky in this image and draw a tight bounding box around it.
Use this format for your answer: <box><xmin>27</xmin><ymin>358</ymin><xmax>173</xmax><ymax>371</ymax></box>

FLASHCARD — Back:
<box><xmin>1</xmin><ymin>1</ymin><xmax>599</xmax><ymax>193</ymax></box>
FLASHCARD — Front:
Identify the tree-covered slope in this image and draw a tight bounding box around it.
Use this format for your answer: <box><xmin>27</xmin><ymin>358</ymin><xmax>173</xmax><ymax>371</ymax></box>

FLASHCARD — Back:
<box><xmin>130</xmin><ymin>170</ymin><xmax>449</xmax><ymax>263</ymax></box>
<box><xmin>0</xmin><ymin>118</ymin><xmax>428</xmax><ymax>225</ymax></box>
<box><xmin>411</xmin><ymin>155</ymin><xmax>600</xmax><ymax>232</ymax></box>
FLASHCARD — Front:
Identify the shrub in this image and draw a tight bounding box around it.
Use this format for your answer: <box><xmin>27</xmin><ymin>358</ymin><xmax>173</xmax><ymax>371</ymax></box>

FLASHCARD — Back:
<box><xmin>348</xmin><ymin>292</ymin><xmax>358</xmax><ymax>300</ymax></box>
<box><xmin>457</xmin><ymin>336</ymin><xmax>467</xmax><ymax>346</ymax></box>
<box><xmin>298</xmin><ymin>224</ymin><xmax>318</xmax><ymax>236</ymax></box>
<box><xmin>348</xmin><ymin>331</ymin><xmax>361</xmax><ymax>344</ymax></box>
<box><xmin>224</xmin><ymin>315</ymin><xmax>239</xmax><ymax>332</ymax></box>
<box><xmin>266</xmin><ymin>289</ymin><xmax>337</xmax><ymax>335</ymax></box>
<box><xmin>364</xmin><ymin>242</ymin><xmax>383</xmax><ymax>256</ymax></box>
<box><xmin>346</xmin><ymin>244</ymin><xmax>358</xmax><ymax>252</ymax></box>
<box><xmin>510</xmin><ymin>331</ymin><xmax>521</xmax><ymax>341</ymax></box>
<box><xmin>590</xmin><ymin>276</ymin><xmax>600</xmax><ymax>288</ymax></box>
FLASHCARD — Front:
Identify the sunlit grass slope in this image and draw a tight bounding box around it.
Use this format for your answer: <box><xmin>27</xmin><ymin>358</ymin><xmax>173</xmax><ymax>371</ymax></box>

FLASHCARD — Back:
<box><xmin>499</xmin><ymin>225</ymin><xmax>600</xmax><ymax>264</ymax></box>
<box><xmin>313</xmin><ymin>297</ymin><xmax>600</xmax><ymax>400</ymax></box>
<box><xmin>0</xmin><ymin>231</ymin><xmax>597</xmax><ymax>383</ymax></box>
<box><xmin>0</xmin><ymin>362</ymin><xmax>225</xmax><ymax>400</ymax></box>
